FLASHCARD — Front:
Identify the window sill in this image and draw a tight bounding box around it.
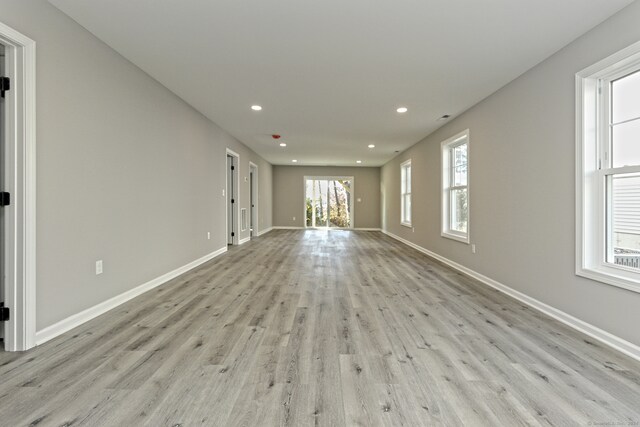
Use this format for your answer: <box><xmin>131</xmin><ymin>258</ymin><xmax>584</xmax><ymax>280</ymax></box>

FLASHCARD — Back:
<box><xmin>577</xmin><ymin>266</ymin><xmax>640</xmax><ymax>294</ymax></box>
<box><xmin>401</xmin><ymin>222</ymin><xmax>412</xmax><ymax>228</ymax></box>
<box><xmin>441</xmin><ymin>231</ymin><xmax>469</xmax><ymax>244</ymax></box>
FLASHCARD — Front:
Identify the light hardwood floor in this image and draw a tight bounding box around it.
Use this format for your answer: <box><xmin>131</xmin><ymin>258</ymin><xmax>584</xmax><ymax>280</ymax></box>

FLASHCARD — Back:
<box><xmin>1</xmin><ymin>230</ymin><xmax>640</xmax><ymax>426</ymax></box>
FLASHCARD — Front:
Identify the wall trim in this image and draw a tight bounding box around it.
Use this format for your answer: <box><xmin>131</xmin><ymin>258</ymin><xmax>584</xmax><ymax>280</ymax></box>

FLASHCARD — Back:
<box><xmin>257</xmin><ymin>226</ymin><xmax>274</xmax><ymax>236</ymax></box>
<box><xmin>381</xmin><ymin>229</ymin><xmax>640</xmax><ymax>362</ymax></box>
<box><xmin>273</xmin><ymin>226</ymin><xmax>305</xmax><ymax>230</ymax></box>
<box><xmin>354</xmin><ymin>228</ymin><xmax>381</xmax><ymax>231</ymax></box>
<box><xmin>35</xmin><ymin>246</ymin><xmax>227</xmax><ymax>346</ymax></box>
<box><xmin>239</xmin><ymin>236</ymin><xmax>251</xmax><ymax>245</ymax></box>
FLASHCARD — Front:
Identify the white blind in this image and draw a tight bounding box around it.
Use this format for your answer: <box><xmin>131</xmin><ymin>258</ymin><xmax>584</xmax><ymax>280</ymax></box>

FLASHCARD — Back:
<box><xmin>614</xmin><ymin>178</ymin><xmax>640</xmax><ymax>234</ymax></box>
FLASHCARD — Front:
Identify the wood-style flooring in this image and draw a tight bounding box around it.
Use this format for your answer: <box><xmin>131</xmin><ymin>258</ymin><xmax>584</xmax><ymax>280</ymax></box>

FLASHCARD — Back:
<box><xmin>1</xmin><ymin>230</ymin><xmax>639</xmax><ymax>426</ymax></box>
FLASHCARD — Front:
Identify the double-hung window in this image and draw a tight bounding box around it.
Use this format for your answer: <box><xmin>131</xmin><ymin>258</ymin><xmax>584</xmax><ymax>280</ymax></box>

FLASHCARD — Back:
<box><xmin>577</xmin><ymin>41</ymin><xmax>640</xmax><ymax>292</ymax></box>
<box><xmin>441</xmin><ymin>130</ymin><xmax>470</xmax><ymax>243</ymax></box>
<box><xmin>401</xmin><ymin>159</ymin><xmax>412</xmax><ymax>227</ymax></box>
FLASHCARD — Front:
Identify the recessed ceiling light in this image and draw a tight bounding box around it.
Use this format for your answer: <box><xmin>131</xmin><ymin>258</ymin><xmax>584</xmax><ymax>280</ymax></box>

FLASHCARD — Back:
<box><xmin>356</xmin><ymin>160</ymin><xmax>362</xmax><ymax>164</ymax></box>
<box><xmin>437</xmin><ymin>114</ymin><xmax>450</xmax><ymax>121</ymax></box>
<box><xmin>396</xmin><ymin>107</ymin><xmax>408</xmax><ymax>113</ymax></box>
<box><xmin>251</xmin><ymin>105</ymin><xmax>262</xmax><ymax>111</ymax></box>
<box><xmin>280</xmin><ymin>143</ymin><xmax>287</xmax><ymax>147</ymax></box>
<box><xmin>368</xmin><ymin>144</ymin><xmax>375</xmax><ymax>148</ymax></box>
<box><xmin>292</xmin><ymin>159</ymin><xmax>298</xmax><ymax>163</ymax></box>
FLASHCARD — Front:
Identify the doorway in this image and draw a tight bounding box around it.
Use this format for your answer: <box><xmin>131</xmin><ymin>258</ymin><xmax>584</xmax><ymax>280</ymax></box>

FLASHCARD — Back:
<box><xmin>0</xmin><ymin>43</ymin><xmax>5</xmax><ymax>344</ymax></box>
<box><xmin>305</xmin><ymin>177</ymin><xmax>354</xmax><ymax>229</ymax></box>
<box><xmin>249</xmin><ymin>162</ymin><xmax>258</xmax><ymax>238</ymax></box>
<box><xmin>226</xmin><ymin>149</ymin><xmax>239</xmax><ymax>245</ymax></box>
<box><xmin>0</xmin><ymin>22</ymin><xmax>36</xmax><ymax>352</ymax></box>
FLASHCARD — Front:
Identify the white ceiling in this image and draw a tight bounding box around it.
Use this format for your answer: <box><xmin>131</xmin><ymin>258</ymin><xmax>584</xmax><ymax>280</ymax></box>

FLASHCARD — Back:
<box><xmin>49</xmin><ymin>0</ymin><xmax>633</xmax><ymax>166</ymax></box>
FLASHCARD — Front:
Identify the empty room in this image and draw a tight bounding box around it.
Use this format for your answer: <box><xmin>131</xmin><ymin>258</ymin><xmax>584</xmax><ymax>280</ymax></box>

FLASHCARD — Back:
<box><xmin>1</xmin><ymin>0</ymin><xmax>640</xmax><ymax>425</ymax></box>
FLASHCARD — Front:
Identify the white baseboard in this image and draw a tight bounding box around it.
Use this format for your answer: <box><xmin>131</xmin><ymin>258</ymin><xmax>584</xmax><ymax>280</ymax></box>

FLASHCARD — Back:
<box><xmin>257</xmin><ymin>226</ymin><xmax>274</xmax><ymax>236</ymax></box>
<box><xmin>239</xmin><ymin>236</ymin><xmax>251</xmax><ymax>245</ymax></box>
<box><xmin>272</xmin><ymin>227</ymin><xmax>381</xmax><ymax>231</ymax></box>
<box><xmin>35</xmin><ymin>246</ymin><xmax>228</xmax><ymax>346</ymax></box>
<box><xmin>381</xmin><ymin>229</ymin><xmax>640</xmax><ymax>362</ymax></box>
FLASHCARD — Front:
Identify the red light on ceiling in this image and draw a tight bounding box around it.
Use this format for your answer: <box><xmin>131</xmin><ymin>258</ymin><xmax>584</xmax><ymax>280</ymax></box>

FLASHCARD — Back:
<box><xmin>272</xmin><ymin>134</ymin><xmax>281</xmax><ymax>139</ymax></box>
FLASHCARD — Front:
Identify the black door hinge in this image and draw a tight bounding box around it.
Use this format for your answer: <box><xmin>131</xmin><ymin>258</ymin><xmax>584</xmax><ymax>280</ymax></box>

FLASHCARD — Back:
<box><xmin>0</xmin><ymin>192</ymin><xmax>10</xmax><ymax>207</ymax></box>
<box><xmin>0</xmin><ymin>303</ymin><xmax>9</xmax><ymax>322</ymax></box>
<box><xmin>231</xmin><ymin>165</ymin><xmax>235</xmax><ymax>171</ymax></box>
<box><xmin>231</xmin><ymin>232</ymin><xmax>235</xmax><ymax>237</ymax></box>
<box><xmin>231</xmin><ymin>198</ymin><xmax>234</xmax><ymax>204</ymax></box>
<box><xmin>0</xmin><ymin>77</ymin><xmax>10</xmax><ymax>98</ymax></box>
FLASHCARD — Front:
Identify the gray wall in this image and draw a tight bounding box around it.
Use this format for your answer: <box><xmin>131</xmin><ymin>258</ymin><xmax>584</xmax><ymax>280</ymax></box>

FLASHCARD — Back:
<box><xmin>0</xmin><ymin>0</ymin><xmax>272</xmax><ymax>331</ymax></box>
<box><xmin>382</xmin><ymin>1</ymin><xmax>640</xmax><ymax>346</ymax></box>
<box><xmin>273</xmin><ymin>166</ymin><xmax>380</xmax><ymax>229</ymax></box>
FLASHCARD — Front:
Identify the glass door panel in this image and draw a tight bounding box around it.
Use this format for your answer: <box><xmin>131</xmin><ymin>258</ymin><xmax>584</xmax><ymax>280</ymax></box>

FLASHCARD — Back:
<box><xmin>315</xmin><ymin>180</ymin><xmax>328</xmax><ymax>227</ymax></box>
<box><xmin>305</xmin><ymin>179</ymin><xmax>314</xmax><ymax>227</ymax></box>
<box><xmin>305</xmin><ymin>178</ymin><xmax>352</xmax><ymax>228</ymax></box>
<box><xmin>328</xmin><ymin>180</ymin><xmax>352</xmax><ymax>228</ymax></box>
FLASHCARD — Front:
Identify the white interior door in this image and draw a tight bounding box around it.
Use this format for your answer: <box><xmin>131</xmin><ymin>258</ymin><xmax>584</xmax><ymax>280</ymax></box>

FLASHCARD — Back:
<box><xmin>249</xmin><ymin>163</ymin><xmax>257</xmax><ymax>237</ymax></box>
<box><xmin>0</xmin><ymin>44</ymin><xmax>5</xmax><ymax>342</ymax></box>
<box><xmin>227</xmin><ymin>155</ymin><xmax>235</xmax><ymax>245</ymax></box>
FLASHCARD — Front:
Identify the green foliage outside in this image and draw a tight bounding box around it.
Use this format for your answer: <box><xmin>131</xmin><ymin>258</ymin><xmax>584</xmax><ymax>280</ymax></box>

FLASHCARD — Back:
<box><xmin>306</xmin><ymin>179</ymin><xmax>351</xmax><ymax>228</ymax></box>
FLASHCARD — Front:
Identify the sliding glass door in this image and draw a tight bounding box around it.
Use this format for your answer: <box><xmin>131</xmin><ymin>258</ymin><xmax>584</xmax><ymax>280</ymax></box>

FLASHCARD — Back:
<box><xmin>305</xmin><ymin>177</ymin><xmax>353</xmax><ymax>229</ymax></box>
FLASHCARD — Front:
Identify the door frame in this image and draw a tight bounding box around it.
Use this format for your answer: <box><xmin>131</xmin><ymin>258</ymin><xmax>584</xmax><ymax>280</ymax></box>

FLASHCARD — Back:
<box><xmin>303</xmin><ymin>176</ymin><xmax>355</xmax><ymax>230</ymax></box>
<box><xmin>249</xmin><ymin>162</ymin><xmax>258</xmax><ymax>237</ymax></box>
<box><xmin>225</xmin><ymin>148</ymin><xmax>240</xmax><ymax>245</ymax></box>
<box><xmin>0</xmin><ymin>22</ymin><xmax>36</xmax><ymax>351</ymax></box>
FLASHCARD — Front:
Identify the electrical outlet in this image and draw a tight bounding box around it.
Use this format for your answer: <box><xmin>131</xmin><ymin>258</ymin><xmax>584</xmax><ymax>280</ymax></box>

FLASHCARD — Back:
<box><xmin>293</xmin><ymin>216</ymin><xmax>296</xmax><ymax>221</ymax></box>
<box><xmin>207</xmin><ymin>232</ymin><xmax>211</xmax><ymax>240</ymax></box>
<box><xmin>96</xmin><ymin>260</ymin><xmax>103</xmax><ymax>275</ymax></box>
<box><xmin>412</xmin><ymin>227</ymin><xmax>415</xmax><ymax>233</ymax></box>
<box><xmin>222</xmin><ymin>189</ymin><xmax>225</xmax><ymax>197</ymax></box>
<box><xmin>471</xmin><ymin>244</ymin><xmax>476</xmax><ymax>254</ymax></box>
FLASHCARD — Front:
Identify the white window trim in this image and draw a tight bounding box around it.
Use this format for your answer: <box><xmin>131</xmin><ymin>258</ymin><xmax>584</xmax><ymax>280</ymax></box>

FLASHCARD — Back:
<box><xmin>576</xmin><ymin>40</ymin><xmax>640</xmax><ymax>294</ymax></box>
<box><xmin>441</xmin><ymin>129</ymin><xmax>470</xmax><ymax>244</ymax></box>
<box><xmin>400</xmin><ymin>159</ymin><xmax>412</xmax><ymax>227</ymax></box>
